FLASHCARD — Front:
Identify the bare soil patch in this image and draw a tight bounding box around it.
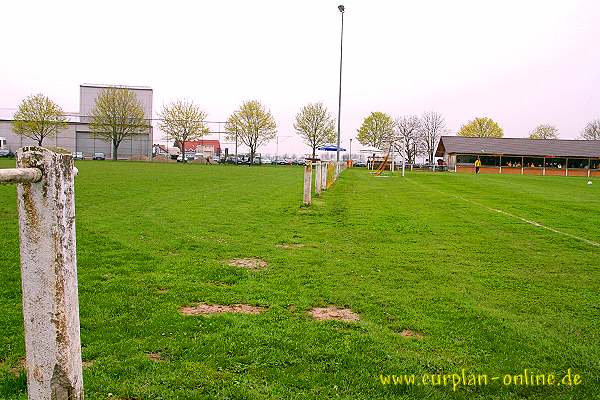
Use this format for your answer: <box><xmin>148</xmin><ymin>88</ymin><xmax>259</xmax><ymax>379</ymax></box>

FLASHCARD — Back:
<box><xmin>179</xmin><ymin>303</ymin><xmax>266</xmax><ymax>316</ymax></box>
<box><xmin>227</xmin><ymin>258</ymin><xmax>267</xmax><ymax>270</ymax></box>
<box><xmin>399</xmin><ymin>329</ymin><xmax>424</xmax><ymax>338</ymax></box>
<box><xmin>82</xmin><ymin>360</ymin><xmax>95</xmax><ymax>368</ymax></box>
<box><xmin>146</xmin><ymin>352</ymin><xmax>162</xmax><ymax>362</ymax></box>
<box><xmin>309</xmin><ymin>306</ymin><xmax>359</xmax><ymax>322</ymax></box>
<box><xmin>9</xmin><ymin>358</ymin><xmax>26</xmax><ymax>377</ymax></box>
<box><xmin>276</xmin><ymin>243</ymin><xmax>305</xmax><ymax>249</ymax></box>
<box><xmin>156</xmin><ymin>288</ymin><xmax>168</xmax><ymax>294</ymax></box>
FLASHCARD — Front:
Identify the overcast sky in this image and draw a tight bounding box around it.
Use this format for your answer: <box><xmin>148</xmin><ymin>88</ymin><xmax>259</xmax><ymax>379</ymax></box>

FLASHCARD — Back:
<box><xmin>1</xmin><ymin>0</ymin><xmax>599</xmax><ymax>156</ymax></box>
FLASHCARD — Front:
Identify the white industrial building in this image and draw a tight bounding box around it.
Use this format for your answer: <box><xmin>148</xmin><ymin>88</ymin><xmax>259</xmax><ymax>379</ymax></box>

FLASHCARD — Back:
<box><xmin>0</xmin><ymin>84</ymin><xmax>153</xmax><ymax>159</ymax></box>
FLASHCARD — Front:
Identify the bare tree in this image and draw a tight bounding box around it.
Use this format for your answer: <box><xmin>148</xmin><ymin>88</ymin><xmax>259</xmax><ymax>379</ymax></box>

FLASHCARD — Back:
<box><xmin>294</xmin><ymin>103</ymin><xmax>336</xmax><ymax>159</ymax></box>
<box><xmin>580</xmin><ymin>119</ymin><xmax>600</xmax><ymax>140</ymax></box>
<box><xmin>419</xmin><ymin>111</ymin><xmax>447</xmax><ymax>164</ymax></box>
<box><xmin>12</xmin><ymin>94</ymin><xmax>68</xmax><ymax>146</ymax></box>
<box><xmin>159</xmin><ymin>100</ymin><xmax>209</xmax><ymax>163</ymax></box>
<box><xmin>529</xmin><ymin>124</ymin><xmax>559</xmax><ymax>139</ymax></box>
<box><xmin>225</xmin><ymin>100</ymin><xmax>277</xmax><ymax>164</ymax></box>
<box><xmin>393</xmin><ymin>115</ymin><xmax>421</xmax><ymax>165</ymax></box>
<box><xmin>90</xmin><ymin>87</ymin><xmax>148</xmax><ymax>160</ymax></box>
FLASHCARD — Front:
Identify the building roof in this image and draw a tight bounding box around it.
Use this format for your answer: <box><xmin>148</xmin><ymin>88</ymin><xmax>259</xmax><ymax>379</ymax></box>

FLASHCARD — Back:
<box><xmin>180</xmin><ymin>139</ymin><xmax>221</xmax><ymax>152</ymax></box>
<box><xmin>435</xmin><ymin>136</ymin><xmax>600</xmax><ymax>158</ymax></box>
<box><xmin>80</xmin><ymin>83</ymin><xmax>153</xmax><ymax>91</ymax></box>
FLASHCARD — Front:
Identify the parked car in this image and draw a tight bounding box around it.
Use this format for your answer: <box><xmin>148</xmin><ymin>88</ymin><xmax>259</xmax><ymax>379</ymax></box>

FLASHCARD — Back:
<box><xmin>354</xmin><ymin>160</ymin><xmax>366</xmax><ymax>167</ymax></box>
<box><xmin>93</xmin><ymin>152</ymin><xmax>105</xmax><ymax>160</ymax></box>
<box><xmin>0</xmin><ymin>136</ymin><xmax>11</xmax><ymax>157</ymax></box>
<box><xmin>72</xmin><ymin>152</ymin><xmax>84</xmax><ymax>160</ymax></box>
<box><xmin>176</xmin><ymin>154</ymin><xmax>194</xmax><ymax>162</ymax></box>
<box><xmin>296</xmin><ymin>159</ymin><xmax>306</xmax><ymax>166</ymax></box>
<box><xmin>277</xmin><ymin>159</ymin><xmax>289</xmax><ymax>165</ymax></box>
<box><xmin>261</xmin><ymin>158</ymin><xmax>271</xmax><ymax>165</ymax></box>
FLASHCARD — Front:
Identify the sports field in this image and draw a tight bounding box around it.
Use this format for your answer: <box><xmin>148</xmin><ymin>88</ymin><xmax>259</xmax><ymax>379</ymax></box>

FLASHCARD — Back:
<box><xmin>0</xmin><ymin>159</ymin><xmax>599</xmax><ymax>399</ymax></box>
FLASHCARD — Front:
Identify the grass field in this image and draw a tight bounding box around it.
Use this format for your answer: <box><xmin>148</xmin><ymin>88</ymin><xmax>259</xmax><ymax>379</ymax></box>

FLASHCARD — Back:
<box><xmin>0</xmin><ymin>159</ymin><xmax>599</xmax><ymax>399</ymax></box>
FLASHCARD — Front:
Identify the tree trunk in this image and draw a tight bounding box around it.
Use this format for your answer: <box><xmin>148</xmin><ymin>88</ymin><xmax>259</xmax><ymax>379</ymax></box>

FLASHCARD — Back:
<box><xmin>181</xmin><ymin>140</ymin><xmax>186</xmax><ymax>163</ymax></box>
<box><xmin>112</xmin><ymin>140</ymin><xmax>118</xmax><ymax>161</ymax></box>
<box><xmin>38</xmin><ymin>137</ymin><xmax>43</xmax><ymax>146</ymax></box>
<box><xmin>312</xmin><ymin>146</ymin><xmax>316</xmax><ymax>160</ymax></box>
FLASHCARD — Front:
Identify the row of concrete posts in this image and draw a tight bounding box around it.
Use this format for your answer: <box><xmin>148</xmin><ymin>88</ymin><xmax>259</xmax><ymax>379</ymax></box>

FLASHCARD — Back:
<box><xmin>303</xmin><ymin>160</ymin><xmax>348</xmax><ymax>205</ymax></box>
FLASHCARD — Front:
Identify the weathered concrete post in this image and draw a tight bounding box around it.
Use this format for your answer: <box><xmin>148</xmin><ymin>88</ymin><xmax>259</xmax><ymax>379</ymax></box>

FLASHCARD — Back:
<box><xmin>315</xmin><ymin>161</ymin><xmax>322</xmax><ymax>195</ymax></box>
<box><xmin>321</xmin><ymin>162</ymin><xmax>327</xmax><ymax>191</ymax></box>
<box><xmin>303</xmin><ymin>161</ymin><xmax>312</xmax><ymax>205</ymax></box>
<box><xmin>16</xmin><ymin>147</ymin><xmax>83</xmax><ymax>400</ymax></box>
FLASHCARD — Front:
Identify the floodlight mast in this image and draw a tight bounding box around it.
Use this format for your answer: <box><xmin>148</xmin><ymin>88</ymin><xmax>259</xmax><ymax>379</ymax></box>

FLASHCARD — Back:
<box><xmin>336</xmin><ymin>4</ymin><xmax>345</xmax><ymax>163</ymax></box>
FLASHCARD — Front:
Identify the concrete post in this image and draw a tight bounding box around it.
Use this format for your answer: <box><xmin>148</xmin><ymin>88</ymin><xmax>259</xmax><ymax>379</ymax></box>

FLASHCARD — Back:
<box><xmin>15</xmin><ymin>147</ymin><xmax>83</xmax><ymax>400</ymax></box>
<box><xmin>315</xmin><ymin>161</ymin><xmax>322</xmax><ymax>195</ymax></box>
<box><xmin>321</xmin><ymin>162</ymin><xmax>328</xmax><ymax>190</ymax></box>
<box><xmin>303</xmin><ymin>161</ymin><xmax>312</xmax><ymax>205</ymax></box>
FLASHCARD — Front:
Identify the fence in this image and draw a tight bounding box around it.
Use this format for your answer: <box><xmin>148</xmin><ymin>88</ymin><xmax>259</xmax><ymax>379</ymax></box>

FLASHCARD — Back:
<box><xmin>0</xmin><ymin>147</ymin><xmax>83</xmax><ymax>400</ymax></box>
<box><xmin>303</xmin><ymin>161</ymin><xmax>347</xmax><ymax>205</ymax></box>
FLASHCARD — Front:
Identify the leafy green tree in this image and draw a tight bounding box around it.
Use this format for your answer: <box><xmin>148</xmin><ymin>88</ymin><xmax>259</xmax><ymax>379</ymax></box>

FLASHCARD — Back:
<box><xmin>90</xmin><ymin>87</ymin><xmax>148</xmax><ymax>160</ymax></box>
<box><xmin>159</xmin><ymin>100</ymin><xmax>209</xmax><ymax>163</ymax></box>
<box><xmin>529</xmin><ymin>124</ymin><xmax>559</xmax><ymax>139</ymax></box>
<box><xmin>225</xmin><ymin>100</ymin><xmax>277</xmax><ymax>165</ymax></box>
<box><xmin>580</xmin><ymin>119</ymin><xmax>600</xmax><ymax>140</ymax></box>
<box><xmin>458</xmin><ymin>117</ymin><xmax>503</xmax><ymax>138</ymax></box>
<box><xmin>356</xmin><ymin>112</ymin><xmax>395</xmax><ymax>149</ymax></box>
<box><xmin>12</xmin><ymin>94</ymin><xmax>68</xmax><ymax>146</ymax></box>
<box><xmin>293</xmin><ymin>102</ymin><xmax>335</xmax><ymax>159</ymax></box>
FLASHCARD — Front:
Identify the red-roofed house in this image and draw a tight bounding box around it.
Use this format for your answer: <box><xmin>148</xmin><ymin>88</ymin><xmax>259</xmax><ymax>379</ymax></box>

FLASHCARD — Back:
<box><xmin>176</xmin><ymin>139</ymin><xmax>221</xmax><ymax>159</ymax></box>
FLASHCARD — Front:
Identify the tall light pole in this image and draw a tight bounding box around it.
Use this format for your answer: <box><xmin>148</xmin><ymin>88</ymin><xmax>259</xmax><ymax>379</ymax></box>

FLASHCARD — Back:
<box><xmin>336</xmin><ymin>4</ymin><xmax>345</xmax><ymax>163</ymax></box>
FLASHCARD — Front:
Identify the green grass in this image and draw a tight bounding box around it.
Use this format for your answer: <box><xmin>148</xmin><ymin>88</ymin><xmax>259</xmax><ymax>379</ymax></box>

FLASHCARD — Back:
<box><xmin>0</xmin><ymin>159</ymin><xmax>599</xmax><ymax>399</ymax></box>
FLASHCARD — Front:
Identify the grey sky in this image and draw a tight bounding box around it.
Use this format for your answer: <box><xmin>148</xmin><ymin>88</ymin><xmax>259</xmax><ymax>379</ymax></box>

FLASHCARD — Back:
<box><xmin>1</xmin><ymin>0</ymin><xmax>599</xmax><ymax>155</ymax></box>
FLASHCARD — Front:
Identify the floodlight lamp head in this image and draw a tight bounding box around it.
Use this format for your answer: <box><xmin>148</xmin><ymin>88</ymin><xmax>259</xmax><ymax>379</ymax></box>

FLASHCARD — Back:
<box><xmin>338</xmin><ymin>4</ymin><xmax>345</xmax><ymax>13</ymax></box>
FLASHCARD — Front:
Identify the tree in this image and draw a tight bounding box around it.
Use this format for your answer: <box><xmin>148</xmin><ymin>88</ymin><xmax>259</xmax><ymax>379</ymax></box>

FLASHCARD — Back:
<box><xmin>12</xmin><ymin>94</ymin><xmax>68</xmax><ymax>146</ymax></box>
<box><xmin>90</xmin><ymin>87</ymin><xmax>148</xmax><ymax>160</ymax></box>
<box><xmin>393</xmin><ymin>115</ymin><xmax>421</xmax><ymax>165</ymax></box>
<box><xmin>225</xmin><ymin>100</ymin><xmax>277</xmax><ymax>164</ymax></box>
<box><xmin>529</xmin><ymin>124</ymin><xmax>559</xmax><ymax>139</ymax></box>
<box><xmin>158</xmin><ymin>100</ymin><xmax>209</xmax><ymax>163</ymax></box>
<box><xmin>420</xmin><ymin>111</ymin><xmax>447</xmax><ymax>164</ymax></box>
<box><xmin>457</xmin><ymin>117</ymin><xmax>503</xmax><ymax>138</ymax></box>
<box><xmin>580</xmin><ymin>119</ymin><xmax>600</xmax><ymax>140</ymax></box>
<box><xmin>293</xmin><ymin>102</ymin><xmax>335</xmax><ymax>159</ymax></box>
<box><xmin>356</xmin><ymin>112</ymin><xmax>395</xmax><ymax>149</ymax></box>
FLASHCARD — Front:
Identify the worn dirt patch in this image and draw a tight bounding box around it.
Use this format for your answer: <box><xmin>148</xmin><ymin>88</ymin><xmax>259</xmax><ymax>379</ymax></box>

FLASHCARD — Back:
<box><xmin>146</xmin><ymin>352</ymin><xmax>162</xmax><ymax>362</ymax></box>
<box><xmin>9</xmin><ymin>358</ymin><xmax>26</xmax><ymax>377</ymax></box>
<box><xmin>399</xmin><ymin>329</ymin><xmax>424</xmax><ymax>338</ymax></box>
<box><xmin>309</xmin><ymin>306</ymin><xmax>360</xmax><ymax>322</ymax></box>
<box><xmin>179</xmin><ymin>303</ymin><xmax>266</xmax><ymax>316</ymax></box>
<box><xmin>227</xmin><ymin>258</ymin><xmax>267</xmax><ymax>270</ymax></box>
<box><xmin>156</xmin><ymin>288</ymin><xmax>168</xmax><ymax>294</ymax></box>
<box><xmin>82</xmin><ymin>360</ymin><xmax>95</xmax><ymax>368</ymax></box>
<box><xmin>276</xmin><ymin>243</ymin><xmax>305</xmax><ymax>249</ymax></box>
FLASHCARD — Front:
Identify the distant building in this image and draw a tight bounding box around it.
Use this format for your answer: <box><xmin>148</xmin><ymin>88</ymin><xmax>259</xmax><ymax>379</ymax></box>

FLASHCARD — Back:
<box><xmin>0</xmin><ymin>83</ymin><xmax>153</xmax><ymax>159</ymax></box>
<box><xmin>435</xmin><ymin>136</ymin><xmax>600</xmax><ymax>176</ymax></box>
<box><xmin>176</xmin><ymin>139</ymin><xmax>221</xmax><ymax>159</ymax></box>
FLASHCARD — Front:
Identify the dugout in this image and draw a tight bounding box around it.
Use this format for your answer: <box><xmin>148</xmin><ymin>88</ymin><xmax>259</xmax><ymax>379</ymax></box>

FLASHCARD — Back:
<box><xmin>435</xmin><ymin>136</ymin><xmax>600</xmax><ymax>177</ymax></box>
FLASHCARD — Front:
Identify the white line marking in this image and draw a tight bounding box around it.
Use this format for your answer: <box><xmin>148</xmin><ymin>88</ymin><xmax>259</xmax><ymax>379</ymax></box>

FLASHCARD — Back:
<box><xmin>406</xmin><ymin>179</ymin><xmax>600</xmax><ymax>248</ymax></box>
